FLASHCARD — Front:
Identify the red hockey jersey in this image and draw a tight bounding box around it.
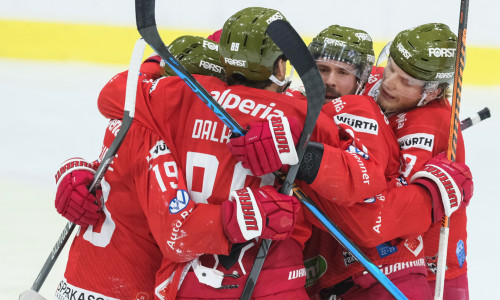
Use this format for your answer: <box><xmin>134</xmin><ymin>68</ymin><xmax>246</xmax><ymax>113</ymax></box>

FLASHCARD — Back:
<box><xmin>95</xmin><ymin>59</ymin><xmax>415</xmax><ymax>299</ymax></box>
<box><xmin>365</xmin><ymin>66</ymin><xmax>468</xmax><ymax>281</ymax></box>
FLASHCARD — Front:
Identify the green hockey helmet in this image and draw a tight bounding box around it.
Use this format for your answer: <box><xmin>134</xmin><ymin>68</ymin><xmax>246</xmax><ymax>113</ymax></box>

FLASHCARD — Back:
<box><xmin>389</xmin><ymin>23</ymin><xmax>457</xmax><ymax>85</ymax></box>
<box><xmin>219</xmin><ymin>7</ymin><xmax>287</xmax><ymax>82</ymax></box>
<box><xmin>308</xmin><ymin>25</ymin><xmax>375</xmax><ymax>84</ymax></box>
<box><xmin>163</xmin><ymin>35</ymin><xmax>225</xmax><ymax>80</ymax></box>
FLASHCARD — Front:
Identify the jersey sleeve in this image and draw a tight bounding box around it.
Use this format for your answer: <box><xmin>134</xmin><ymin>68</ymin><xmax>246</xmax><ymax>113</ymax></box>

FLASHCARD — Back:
<box><xmin>306</xmin><ymin>95</ymin><xmax>400</xmax><ymax>206</ymax></box>
<box><xmin>129</xmin><ymin>123</ymin><xmax>231</xmax><ymax>262</ymax></box>
<box><xmin>304</xmin><ymin>181</ymin><xmax>433</xmax><ymax>248</ymax></box>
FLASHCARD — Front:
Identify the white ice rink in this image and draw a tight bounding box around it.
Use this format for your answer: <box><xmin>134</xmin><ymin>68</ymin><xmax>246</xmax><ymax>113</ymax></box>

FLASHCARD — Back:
<box><xmin>1</xmin><ymin>58</ymin><xmax>499</xmax><ymax>299</ymax></box>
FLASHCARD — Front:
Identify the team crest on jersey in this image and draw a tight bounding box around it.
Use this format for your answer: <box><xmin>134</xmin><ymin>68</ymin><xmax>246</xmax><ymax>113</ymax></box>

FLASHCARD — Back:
<box><xmin>169</xmin><ymin>190</ymin><xmax>190</xmax><ymax>214</ymax></box>
<box><xmin>404</xmin><ymin>235</ymin><xmax>423</xmax><ymax>257</ymax></box>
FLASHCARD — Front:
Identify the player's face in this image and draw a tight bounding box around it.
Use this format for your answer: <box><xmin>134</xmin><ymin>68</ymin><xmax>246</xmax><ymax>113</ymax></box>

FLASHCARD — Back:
<box><xmin>377</xmin><ymin>58</ymin><xmax>425</xmax><ymax>114</ymax></box>
<box><xmin>316</xmin><ymin>59</ymin><xmax>358</xmax><ymax>101</ymax></box>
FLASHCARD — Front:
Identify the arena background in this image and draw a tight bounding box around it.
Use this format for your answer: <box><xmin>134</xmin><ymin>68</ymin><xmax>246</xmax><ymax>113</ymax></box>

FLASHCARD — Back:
<box><xmin>1</xmin><ymin>0</ymin><xmax>499</xmax><ymax>298</ymax></box>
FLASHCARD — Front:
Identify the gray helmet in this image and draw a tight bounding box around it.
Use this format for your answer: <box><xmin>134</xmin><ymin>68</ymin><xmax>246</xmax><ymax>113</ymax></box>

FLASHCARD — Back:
<box><xmin>390</xmin><ymin>23</ymin><xmax>457</xmax><ymax>85</ymax></box>
<box><xmin>164</xmin><ymin>35</ymin><xmax>225</xmax><ymax>80</ymax></box>
<box><xmin>219</xmin><ymin>7</ymin><xmax>287</xmax><ymax>82</ymax></box>
<box><xmin>308</xmin><ymin>25</ymin><xmax>375</xmax><ymax>84</ymax></box>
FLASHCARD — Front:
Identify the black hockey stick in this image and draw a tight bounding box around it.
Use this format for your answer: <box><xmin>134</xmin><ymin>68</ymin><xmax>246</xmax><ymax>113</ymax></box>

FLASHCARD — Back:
<box><xmin>19</xmin><ymin>38</ymin><xmax>146</xmax><ymax>300</ymax></box>
<box><xmin>135</xmin><ymin>0</ymin><xmax>245</xmax><ymax>137</ymax></box>
<box><xmin>134</xmin><ymin>2</ymin><xmax>405</xmax><ymax>299</ymax></box>
<box><xmin>239</xmin><ymin>19</ymin><xmax>326</xmax><ymax>300</ymax></box>
<box><xmin>460</xmin><ymin>107</ymin><xmax>490</xmax><ymax>130</ymax></box>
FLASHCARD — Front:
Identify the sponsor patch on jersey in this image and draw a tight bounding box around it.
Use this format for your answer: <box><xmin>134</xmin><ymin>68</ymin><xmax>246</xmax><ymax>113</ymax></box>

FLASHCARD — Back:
<box><xmin>55</xmin><ymin>278</ymin><xmax>119</xmax><ymax>300</ymax></box>
<box><xmin>456</xmin><ymin>239</ymin><xmax>466</xmax><ymax>268</ymax></box>
<box><xmin>334</xmin><ymin>113</ymin><xmax>379</xmax><ymax>135</ymax></box>
<box><xmin>343</xmin><ymin>251</ymin><xmax>358</xmax><ymax>266</ymax></box>
<box><xmin>169</xmin><ymin>190</ymin><xmax>190</xmax><ymax>214</ymax></box>
<box><xmin>376</xmin><ymin>241</ymin><xmax>398</xmax><ymax>258</ymax></box>
<box><xmin>148</xmin><ymin>140</ymin><xmax>171</xmax><ymax>161</ymax></box>
<box><xmin>304</xmin><ymin>255</ymin><xmax>328</xmax><ymax>287</ymax></box>
<box><xmin>397</xmin><ymin>133</ymin><xmax>434</xmax><ymax>152</ymax></box>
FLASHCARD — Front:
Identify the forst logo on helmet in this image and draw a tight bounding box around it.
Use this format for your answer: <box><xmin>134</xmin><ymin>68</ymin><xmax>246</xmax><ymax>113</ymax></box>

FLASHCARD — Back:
<box><xmin>323</xmin><ymin>38</ymin><xmax>347</xmax><ymax>47</ymax></box>
<box><xmin>266</xmin><ymin>12</ymin><xmax>284</xmax><ymax>24</ymax></box>
<box><xmin>199</xmin><ymin>60</ymin><xmax>223</xmax><ymax>74</ymax></box>
<box><xmin>355</xmin><ymin>32</ymin><xmax>372</xmax><ymax>41</ymax></box>
<box><xmin>397</xmin><ymin>43</ymin><xmax>412</xmax><ymax>59</ymax></box>
<box><xmin>202</xmin><ymin>40</ymin><xmax>218</xmax><ymax>51</ymax></box>
<box><xmin>428</xmin><ymin>48</ymin><xmax>456</xmax><ymax>58</ymax></box>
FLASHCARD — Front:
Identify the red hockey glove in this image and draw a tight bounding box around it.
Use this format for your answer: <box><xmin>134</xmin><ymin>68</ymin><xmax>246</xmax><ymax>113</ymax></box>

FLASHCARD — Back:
<box><xmin>54</xmin><ymin>158</ymin><xmax>102</xmax><ymax>226</ymax></box>
<box><xmin>227</xmin><ymin>116</ymin><xmax>301</xmax><ymax>176</ymax></box>
<box><xmin>221</xmin><ymin>185</ymin><xmax>300</xmax><ymax>243</ymax></box>
<box><xmin>411</xmin><ymin>153</ymin><xmax>473</xmax><ymax>223</ymax></box>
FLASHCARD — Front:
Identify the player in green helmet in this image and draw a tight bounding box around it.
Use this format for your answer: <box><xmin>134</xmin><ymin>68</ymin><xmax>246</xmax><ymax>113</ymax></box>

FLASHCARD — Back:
<box><xmin>372</xmin><ymin>23</ymin><xmax>457</xmax><ymax>114</ymax></box>
<box><xmin>363</xmin><ymin>23</ymin><xmax>471</xmax><ymax>299</ymax></box>
<box><xmin>308</xmin><ymin>25</ymin><xmax>375</xmax><ymax>99</ymax></box>
<box><xmin>218</xmin><ymin>7</ymin><xmax>290</xmax><ymax>92</ymax></box>
<box><xmin>162</xmin><ymin>35</ymin><xmax>225</xmax><ymax>80</ymax></box>
<box><xmin>230</xmin><ymin>22</ymin><xmax>472</xmax><ymax>300</ymax></box>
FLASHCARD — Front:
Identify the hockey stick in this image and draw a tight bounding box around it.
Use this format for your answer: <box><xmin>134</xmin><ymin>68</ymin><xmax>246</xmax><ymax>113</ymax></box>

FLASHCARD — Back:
<box><xmin>134</xmin><ymin>2</ymin><xmax>405</xmax><ymax>299</ymax></box>
<box><xmin>240</xmin><ymin>19</ymin><xmax>326</xmax><ymax>300</ymax></box>
<box><xmin>435</xmin><ymin>0</ymin><xmax>469</xmax><ymax>299</ymax></box>
<box><xmin>134</xmin><ymin>0</ymin><xmax>245</xmax><ymax>137</ymax></box>
<box><xmin>460</xmin><ymin>107</ymin><xmax>490</xmax><ymax>131</ymax></box>
<box><xmin>19</xmin><ymin>38</ymin><xmax>146</xmax><ymax>300</ymax></box>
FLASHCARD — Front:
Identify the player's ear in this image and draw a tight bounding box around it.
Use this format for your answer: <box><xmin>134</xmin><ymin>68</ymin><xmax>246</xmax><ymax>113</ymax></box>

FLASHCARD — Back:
<box><xmin>275</xmin><ymin>57</ymin><xmax>287</xmax><ymax>81</ymax></box>
<box><xmin>424</xmin><ymin>87</ymin><xmax>442</xmax><ymax>101</ymax></box>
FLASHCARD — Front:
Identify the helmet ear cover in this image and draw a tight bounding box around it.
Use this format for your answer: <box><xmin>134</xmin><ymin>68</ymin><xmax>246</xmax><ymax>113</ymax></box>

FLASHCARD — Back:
<box><xmin>219</xmin><ymin>7</ymin><xmax>287</xmax><ymax>82</ymax></box>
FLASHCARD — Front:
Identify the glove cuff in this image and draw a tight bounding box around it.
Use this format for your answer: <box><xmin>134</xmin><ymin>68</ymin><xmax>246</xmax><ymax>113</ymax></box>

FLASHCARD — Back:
<box><xmin>268</xmin><ymin>116</ymin><xmax>298</xmax><ymax>165</ymax></box>
<box><xmin>411</xmin><ymin>164</ymin><xmax>462</xmax><ymax>217</ymax></box>
<box><xmin>55</xmin><ymin>158</ymin><xmax>96</xmax><ymax>190</ymax></box>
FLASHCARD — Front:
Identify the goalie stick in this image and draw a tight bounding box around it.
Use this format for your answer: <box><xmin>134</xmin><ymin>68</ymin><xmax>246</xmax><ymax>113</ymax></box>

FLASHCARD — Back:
<box><xmin>437</xmin><ymin>0</ymin><xmax>469</xmax><ymax>298</ymax></box>
<box><xmin>19</xmin><ymin>38</ymin><xmax>146</xmax><ymax>300</ymax></box>
<box><xmin>134</xmin><ymin>1</ymin><xmax>406</xmax><ymax>299</ymax></box>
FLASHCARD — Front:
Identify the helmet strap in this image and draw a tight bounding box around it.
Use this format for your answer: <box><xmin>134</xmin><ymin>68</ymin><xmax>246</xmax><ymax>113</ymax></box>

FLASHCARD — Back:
<box><xmin>269</xmin><ymin>74</ymin><xmax>287</xmax><ymax>87</ymax></box>
<box><xmin>417</xmin><ymin>91</ymin><xmax>427</xmax><ymax>107</ymax></box>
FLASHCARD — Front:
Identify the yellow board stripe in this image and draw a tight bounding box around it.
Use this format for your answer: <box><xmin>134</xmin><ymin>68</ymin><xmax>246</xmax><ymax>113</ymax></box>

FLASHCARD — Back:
<box><xmin>1</xmin><ymin>19</ymin><xmax>499</xmax><ymax>86</ymax></box>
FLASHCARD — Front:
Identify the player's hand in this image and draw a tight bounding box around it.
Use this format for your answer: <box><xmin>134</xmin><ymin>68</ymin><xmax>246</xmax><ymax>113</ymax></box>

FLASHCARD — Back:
<box><xmin>54</xmin><ymin>158</ymin><xmax>102</xmax><ymax>226</ymax></box>
<box><xmin>227</xmin><ymin>116</ymin><xmax>301</xmax><ymax>176</ymax></box>
<box><xmin>411</xmin><ymin>153</ymin><xmax>473</xmax><ymax>223</ymax></box>
<box><xmin>221</xmin><ymin>185</ymin><xmax>300</xmax><ymax>243</ymax></box>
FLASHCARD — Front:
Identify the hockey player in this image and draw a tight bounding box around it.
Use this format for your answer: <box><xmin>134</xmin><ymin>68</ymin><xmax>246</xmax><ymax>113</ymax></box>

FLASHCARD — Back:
<box><xmin>363</xmin><ymin>23</ymin><xmax>471</xmax><ymax>299</ymax></box>
<box><xmin>55</xmin><ymin>9</ymin><xmax>337</xmax><ymax>299</ymax></box>
<box><xmin>227</xmin><ymin>24</ymin><xmax>473</xmax><ymax>299</ymax></box>
<box><xmin>52</xmin><ymin>35</ymin><xmax>249</xmax><ymax>300</ymax></box>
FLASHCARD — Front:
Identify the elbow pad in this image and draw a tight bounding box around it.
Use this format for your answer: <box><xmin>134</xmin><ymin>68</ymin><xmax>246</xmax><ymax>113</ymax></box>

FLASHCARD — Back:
<box><xmin>296</xmin><ymin>142</ymin><xmax>324</xmax><ymax>184</ymax></box>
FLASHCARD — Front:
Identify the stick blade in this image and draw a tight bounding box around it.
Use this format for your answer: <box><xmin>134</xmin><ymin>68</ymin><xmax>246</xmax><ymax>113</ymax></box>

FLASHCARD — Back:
<box><xmin>19</xmin><ymin>290</ymin><xmax>47</xmax><ymax>300</ymax></box>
